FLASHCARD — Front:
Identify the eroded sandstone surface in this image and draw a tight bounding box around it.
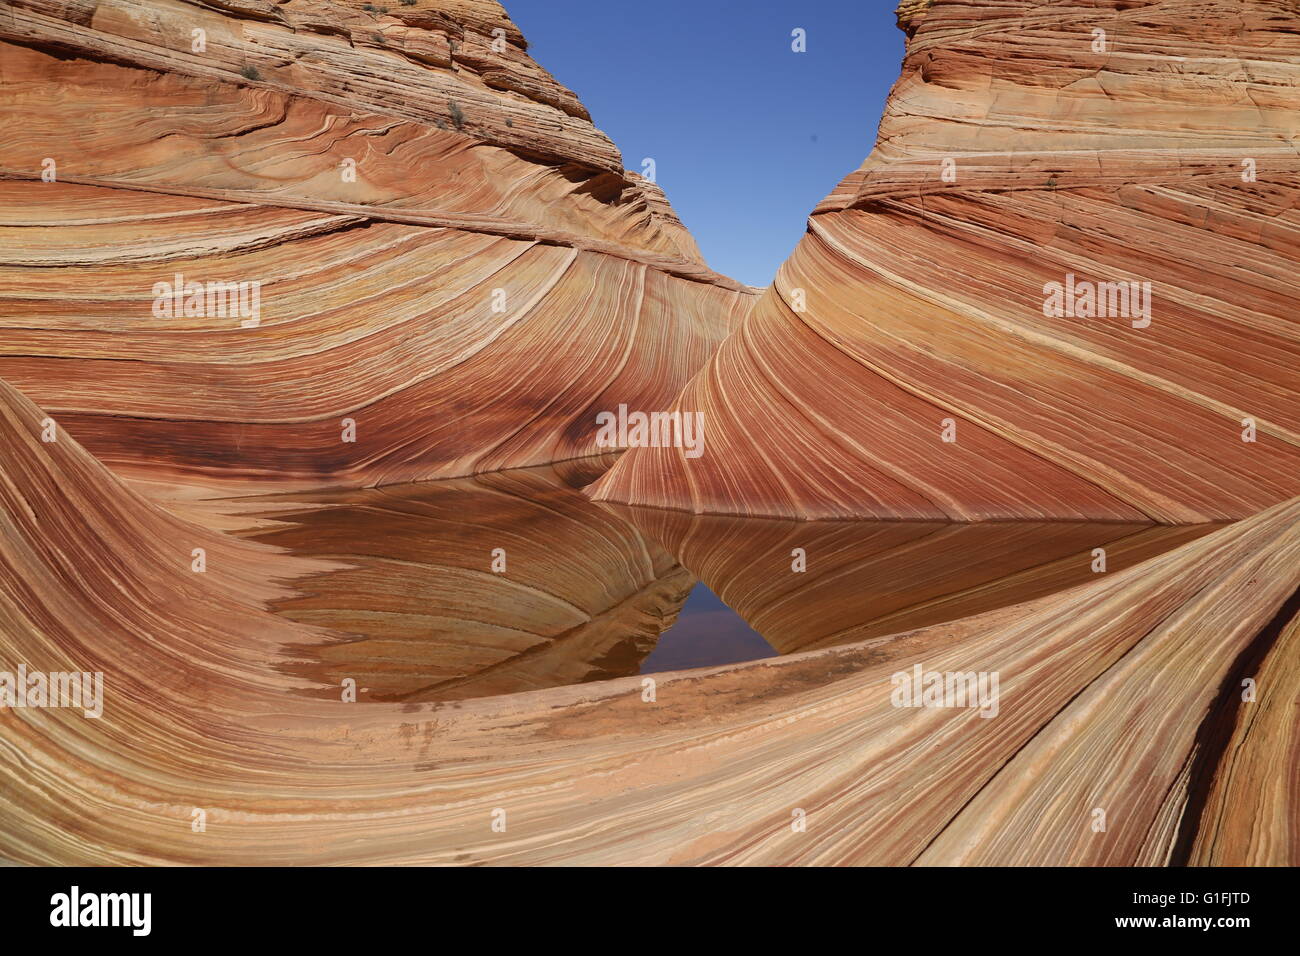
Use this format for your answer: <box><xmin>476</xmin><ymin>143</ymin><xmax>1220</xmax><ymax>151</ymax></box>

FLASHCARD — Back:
<box><xmin>0</xmin><ymin>0</ymin><xmax>753</xmax><ymax>500</ymax></box>
<box><xmin>1</xmin><ymin>0</ymin><xmax>1296</xmax><ymax>869</ymax></box>
<box><xmin>592</xmin><ymin>0</ymin><xmax>1300</xmax><ymax>521</ymax></box>
<box><xmin>1</xmin><ymin>375</ymin><xmax>1295</xmax><ymax>864</ymax></box>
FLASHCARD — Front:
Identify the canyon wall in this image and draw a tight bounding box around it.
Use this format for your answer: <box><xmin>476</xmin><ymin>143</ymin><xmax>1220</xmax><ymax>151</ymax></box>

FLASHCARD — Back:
<box><xmin>2</xmin><ymin>0</ymin><xmax>1297</xmax><ymax>868</ymax></box>
<box><xmin>0</xmin><ymin>0</ymin><xmax>753</xmax><ymax>502</ymax></box>
<box><xmin>592</xmin><ymin>0</ymin><xmax>1300</xmax><ymax>521</ymax></box>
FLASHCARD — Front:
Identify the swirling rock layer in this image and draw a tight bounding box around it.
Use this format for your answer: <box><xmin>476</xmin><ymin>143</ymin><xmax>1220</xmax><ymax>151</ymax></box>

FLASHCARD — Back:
<box><xmin>2</xmin><ymin>376</ymin><xmax>1297</xmax><ymax>865</ymax></box>
<box><xmin>592</xmin><ymin>0</ymin><xmax>1300</xmax><ymax>521</ymax></box>
<box><xmin>0</xmin><ymin>0</ymin><xmax>753</xmax><ymax>496</ymax></box>
<box><xmin>2</xmin><ymin>0</ymin><xmax>1296</xmax><ymax>871</ymax></box>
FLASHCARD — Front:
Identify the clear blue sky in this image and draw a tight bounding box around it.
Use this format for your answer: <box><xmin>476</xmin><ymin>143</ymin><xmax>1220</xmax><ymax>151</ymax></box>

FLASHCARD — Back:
<box><xmin>508</xmin><ymin>0</ymin><xmax>905</xmax><ymax>287</ymax></box>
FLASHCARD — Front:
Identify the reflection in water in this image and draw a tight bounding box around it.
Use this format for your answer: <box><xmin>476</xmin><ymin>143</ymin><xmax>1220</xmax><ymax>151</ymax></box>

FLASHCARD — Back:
<box><xmin>224</xmin><ymin>461</ymin><xmax>1224</xmax><ymax>700</ymax></box>
<box><xmin>641</xmin><ymin>584</ymin><xmax>777</xmax><ymax>673</ymax></box>
<box><xmin>239</xmin><ymin>466</ymin><xmax>694</xmax><ymax>701</ymax></box>
<box><xmin>599</xmin><ymin>506</ymin><xmax>1223</xmax><ymax>655</ymax></box>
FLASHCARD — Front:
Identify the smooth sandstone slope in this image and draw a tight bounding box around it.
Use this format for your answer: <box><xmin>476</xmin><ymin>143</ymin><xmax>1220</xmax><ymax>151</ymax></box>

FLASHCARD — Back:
<box><xmin>2</xmin><ymin>375</ymin><xmax>1297</xmax><ymax>865</ymax></box>
<box><xmin>0</xmin><ymin>0</ymin><xmax>754</xmax><ymax>501</ymax></box>
<box><xmin>591</xmin><ymin>0</ymin><xmax>1300</xmax><ymax>521</ymax></box>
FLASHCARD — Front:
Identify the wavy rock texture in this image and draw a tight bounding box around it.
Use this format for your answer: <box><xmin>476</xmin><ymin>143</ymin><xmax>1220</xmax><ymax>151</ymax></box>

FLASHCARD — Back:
<box><xmin>1186</xmin><ymin>603</ymin><xmax>1300</xmax><ymax>866</ymax></box>
<box><xmin>592</xmin><ymin>0</ymin><xmax>1300</xmax><ymax>521</ymax></box>
<box><xmin>3</xmin><ymin>376</ymin><xmax>1297</xmax><ymax>865</ymax></box>
<box><xmin>3</xmin><ymin>0</ymin><xmax>1297</xmax><ymax>871</ymax></box>
<box><xmin>0</xmin><ymin>0</ymin><xmax>753</xmax><ymax>499</ymax></box>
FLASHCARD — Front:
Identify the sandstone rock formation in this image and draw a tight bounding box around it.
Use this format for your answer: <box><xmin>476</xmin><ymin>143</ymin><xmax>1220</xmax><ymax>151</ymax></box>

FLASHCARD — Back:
<box><xmin>1187</xmin><ymin>603</ymin><xmax>1300</xmax><ymax>866</ymax></box>
<box><xmin>2</xmin><ymin>375</ymin><xmax>1296</xmax><ymax>865</ymax></box>
<box><xmin>2</xmin><ymin>0</ymin><xmax>1296</xmax><ymax>872</ymax></box>
<box><xmin>0</xmin><ymin>0</ymin><xmax>753</xmax><ymax>502</ymax></box>
<box><xmin>591</xmin><ymin>0</ymin><xmax>1300</xmax><ymax>521</ymax></box>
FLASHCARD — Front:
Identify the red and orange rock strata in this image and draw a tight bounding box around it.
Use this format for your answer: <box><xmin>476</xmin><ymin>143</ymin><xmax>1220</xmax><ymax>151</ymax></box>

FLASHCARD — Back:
<box><xmin>2</xmin><ymin>377</ymin><xmax>1296</xmax><ymax>865</ymax></box>
<box><xmin>0</xmin><ymin>0</ymin><xmax>753</xmax><ymax>504</ymax></box>
<box><xmin>0</xmin><ymin>0</ymin><xmax>1296</xmax><ymax>868</ymax></box>
<box><xmin>592</xmin><ymin>0</ymin><xmax>1300</xmax><ymax>521</ymax></box>
<box><xmin>0</xmin><ymin>374</ymin><xmax>1294</xmax><ymax>868</ymax></box>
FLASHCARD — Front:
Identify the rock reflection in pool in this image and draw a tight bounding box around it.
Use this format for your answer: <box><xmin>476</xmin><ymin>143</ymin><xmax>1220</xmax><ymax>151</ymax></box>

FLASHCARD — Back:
<box><xmin>239</xmin><ymin>465</ymin><xmax>694</xmax><ymax>702</ymax></box>
<box><xmin>602</xmin><ymin>504</ymin><xmax>1224</xmax><ymax>656</ymax></box>
<box><xmin>228</xmin><ymin>461</ymin><xmax>1223</xmax><ymax>704</ymax></box>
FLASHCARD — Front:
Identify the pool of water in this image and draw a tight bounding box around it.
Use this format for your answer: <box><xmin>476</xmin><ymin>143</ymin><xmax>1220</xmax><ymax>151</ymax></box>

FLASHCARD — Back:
<box><xmin>222</xmin><ymin>464</ymin><xmax>1218</xmax><ymax>701</ymax></box>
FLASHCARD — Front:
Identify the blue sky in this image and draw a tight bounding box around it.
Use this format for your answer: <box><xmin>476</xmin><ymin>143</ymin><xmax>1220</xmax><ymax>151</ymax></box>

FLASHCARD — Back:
<box><xmin>508</xmin><ymin>0</ymin><xmax>905</xmax><ymax>287</ymax></box>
